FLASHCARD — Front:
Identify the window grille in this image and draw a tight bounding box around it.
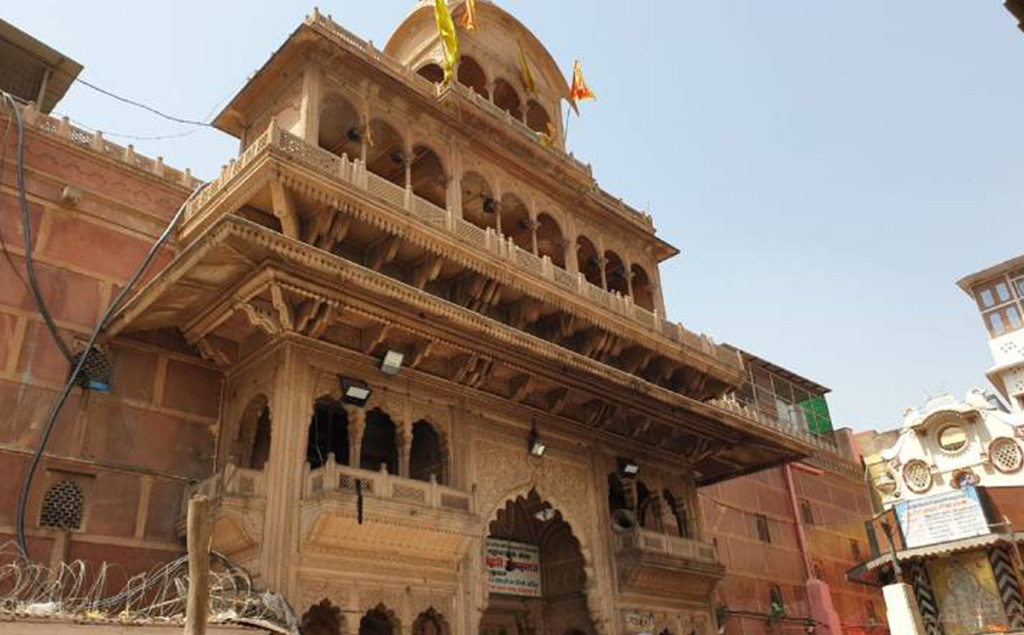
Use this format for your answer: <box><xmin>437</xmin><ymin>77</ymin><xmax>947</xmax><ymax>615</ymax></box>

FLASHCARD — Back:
<box><xmin>756</xmin><ymin>514</ymin><xmax>772</xmax><ymax>544</ymax></box>
<box><xmin>40</xmin><ymin>479</ymin><xmax>84</xmax><ymax>531</ymax></box>
<box><xmin>69</xmin><ymin>347</ymin><xmax>112</xmax><ymax>392</ymax></box>
<box><xmin>902</xmin><ymin>460</ymin><xmax>932</xmax><ymax>494</ymax></box>
<box><xmin>991</xmin><ymin>438</ymin><xmax>1023</xmax><ymax>473</ymax></box>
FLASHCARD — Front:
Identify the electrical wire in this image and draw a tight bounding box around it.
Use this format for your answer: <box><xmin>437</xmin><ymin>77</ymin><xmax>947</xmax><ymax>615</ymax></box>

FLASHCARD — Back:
<box><xmin>12</xmin><ymin>153</ymin><xmax>207</xmax><ymax>560</ymax></box>
<box><xmin>72</xmin><ymin>77</ymin><xmax>214</xmax><ymax>128</ymax></box>
<box><xmin>2</xmin><ymin>92</ymin><xmax>74</xmax><ymax>363</ymax></box>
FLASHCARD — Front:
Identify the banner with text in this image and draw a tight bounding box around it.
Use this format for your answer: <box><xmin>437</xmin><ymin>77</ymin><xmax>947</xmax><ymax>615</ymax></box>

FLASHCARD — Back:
<box><xmin>485</xmin><ymin>538</ymin><xmax>542</xmax><ymax>598</ymax></box>
<box><xmin>894</xmin><ymin>486</ymin><xmax>990</xmax><ymax>549</ymax></box>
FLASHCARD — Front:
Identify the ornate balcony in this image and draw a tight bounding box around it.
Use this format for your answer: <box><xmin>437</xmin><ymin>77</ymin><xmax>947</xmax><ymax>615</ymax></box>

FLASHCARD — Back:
<box><xmin>613</xmin><ymin>527</ymin><xmax>725</xmax><ymax>601</ymax></box>
<box><xmin>178</xmin><ymin>465</ymin><xmax>266</xmax><ymax>558</ymax></box>
<box><xmin>300</xmin><ymin>459</ymin><xmax>481</xmax><ymax>563</ymax></box>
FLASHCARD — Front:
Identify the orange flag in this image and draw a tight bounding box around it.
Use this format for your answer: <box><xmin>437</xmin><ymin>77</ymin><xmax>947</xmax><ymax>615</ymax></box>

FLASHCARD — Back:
<box><xmin>458</xmin><ymin>0</ymin><xmax>477</xmax><ymax>30</ymax></box>
<box><xmin>569</xmin><ymin>60</ymin><xmax>595</xmax><ymax>114</ymax></box>
<box><xmin>517</xmin><ymin>41</ymin><xmax>537</xmax><ymax>96</ymax></box>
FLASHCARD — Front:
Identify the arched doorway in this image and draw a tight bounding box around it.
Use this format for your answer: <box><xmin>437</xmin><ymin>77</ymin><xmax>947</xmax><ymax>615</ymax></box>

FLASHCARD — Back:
<box><xmin>300</xmin><ymin>599</ymin><xmax>342</xmax><ymax>635</ymax></box>
<box><xmin>480</xmin><ymin>490</ymin><xmax>596</xmax><ymax>635</ymax></box>
<box><xmin>359</xmin><ymin>606</ymin><xmax>397</xmax><ymax>635</ymax></box>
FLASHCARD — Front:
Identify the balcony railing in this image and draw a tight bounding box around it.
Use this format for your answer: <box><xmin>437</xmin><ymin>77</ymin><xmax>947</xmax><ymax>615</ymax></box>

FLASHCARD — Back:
<box><xmin>184</xmin><ymin>122</ymin><xmax>740</xmax><ymax>376</ymax></box>
<box><xmin>613</xmin><ymin>527</ymin><xmax>720</xmax><ymax>566</ymax></box>
<box><xmin>180</xmin><ymin>464</ymin><xmax>266</xmax><ymax>519</ymax></box>
<box><xmin>710</xmin><ymin>393</ymin><xmax>845</xmax><ymax>452</ymax></box>
<box><xmin>303</xmin><ymin>459</ymin><xmax>476</xmax><ymax>515</ymax></box>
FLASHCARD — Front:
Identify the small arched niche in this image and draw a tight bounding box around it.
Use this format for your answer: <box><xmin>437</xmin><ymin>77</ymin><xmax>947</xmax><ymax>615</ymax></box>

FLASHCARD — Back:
<box><xmin>458</xmin><ymin>56</ymin><xmax>488</xmax><ymax>98</ymax></box>
<box><xmin>318</xmin><ymin>92</ymin><xmax>362</xmax><ymax>159</ymax></box>
<box><xmin>499</xmin><ymin>192</ymin><xmax>531</xmax><ymax>252</ymax></box>
<box><xmin>361</xmin><ymin>409</ymin><xmax>399</xmax><ymax>474</ymax></box>
<box><xmin>417</xmin><ymin>63</ymin><xmax>444</xmax><ymax>85</ymax></box>
<box><xmin>410</xmin><ymin>144</ymin><xmax>447</xmax><ymax>209</ymax></box>
<box><xmin>535</xmin><ymin>213</ymin><xmax>565</xmax><ymax>269</ymax></box>
<box><xmin>526</xmin><ymin>100</ymin><xmax>552</xmax><ymax>135</ymax></box>
<box><xmin>461</xmin><ymin>171</ymin><xmax>497</xmax><ymax>231</ymax></box>
<box><xmin>492</xmin><ymin>79</ymin><xmax>522</xmax><ymax>120</ymax></box>
<box><xmin>230</xmin><ymin>395</ymin><xmax>271</xmax><ymax>471</ymax></box>
<box><xmin>630</xmin><ymin>263</ymin><xmax>655</xmax><ymax>311</ymax></box>
<box><xmin>409</xmin><ymin>420</ymin><xmax>446</xmax><ymax>484</ymax></box>
<box><xmin>576</xmin><ymin>236</ymin><xmax>602</xmax><ymax>287</ymax></box>
<box><xmin>604</xmin><ymin>250</ymin><xmax>629</xmax><ymax>296</ymax></box>
<box><xmin>366</xmin><ymin>119</ymin><xmax>406</xmax><ymax>187</ymax></box>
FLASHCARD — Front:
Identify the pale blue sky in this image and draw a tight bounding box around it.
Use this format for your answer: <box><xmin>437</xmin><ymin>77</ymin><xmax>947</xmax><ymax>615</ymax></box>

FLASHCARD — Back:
<box><xmin>6</xmin><ymin>2</ymin><xmax>1024</xmax><ymax>431</ymax></box>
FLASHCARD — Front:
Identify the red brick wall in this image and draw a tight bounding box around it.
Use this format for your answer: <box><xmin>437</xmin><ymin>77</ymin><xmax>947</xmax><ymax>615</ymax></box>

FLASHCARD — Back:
<box><xmin>0</xmin><ymin>119</ymin><xmax>222</xmax><ymax>576</ymax></box>
<box><xmin>701</xmin><ymin>464</ymin><xmax>887</xmax><ymax>634</ymax></box>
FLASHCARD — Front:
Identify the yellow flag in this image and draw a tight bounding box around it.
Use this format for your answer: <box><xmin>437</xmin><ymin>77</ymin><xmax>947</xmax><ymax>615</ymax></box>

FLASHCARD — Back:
<box><xmin>538</xmin><ymin>121</ymin><xmax>558</xmax><ymax>148</ymax></box>
<box><xmin>517</xmin><ymin>41</ymin><xmax>537</xmax><ymax>96</ymax></box>
<box><xmin>458</xmin><ymin>0</ymin><xmax>477</xmax><ymax>30</ymax></box>
<box><xmin>434</xmin><ymin>0</ymin><xmax>459</xmax><ymax>84</ymax></box>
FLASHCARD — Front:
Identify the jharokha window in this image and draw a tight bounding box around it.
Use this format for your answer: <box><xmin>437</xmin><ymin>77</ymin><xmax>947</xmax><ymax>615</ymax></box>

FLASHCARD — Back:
<box><xmin>975</xmin><ymin>277</ymin><xmax>1024</xmax><ymax>337</ymax></box>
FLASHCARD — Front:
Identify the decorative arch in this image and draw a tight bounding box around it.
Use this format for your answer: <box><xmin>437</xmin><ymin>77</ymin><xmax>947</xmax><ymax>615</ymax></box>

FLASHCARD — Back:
<box><xmin>410</xmin><ymin>420</ymin><xmax>448</xmax><ymax>484</ymax></box>
<box><xmin>318</xmin><ymin>92</ymin><xmax>362</xmax><ymax>159</ymax></box>
<box><xmin>663</xmin><ymin>489</ymin><xmax>691</xmax><ymax>539</ymax></box>
<box><xmin>576</xmin><ymin>236</ymin><xmax>602</xmax><ymax>287</ymax></box>
<box><xmin>630</xmin><ymin>263</ymin><xmax>655</xmax><ymax>311</ymax></box>
<box><xmin>417</xmin><ymin>63</ymin><xmax>444</xmax><ymax>85</ymax></box>
<box><xmin>412</xmin><ymin>608</ymin><xmax>449</xmax><ymax>635</ymax></box>
<box><xmin>457</xmin><ymin>56</ymin><xmax>488</xmax><ymax>98</ymax></box>
<box><xmin>359</xmin><ymin>604</ymin><xmax>400</xmax><ymax>635</ymax></box>
<box><xmin>604</xmin><ymin>250</ymin><xmax>629</xmax><ymax>296</ymax></box>
<box><xmin>366</xmin><ymin>118</ymin><xmax>406</xmax><ymax>187</ymax></box>
<box><xmin>492</xmin><ymin>79</ymin><xmax>522</xmax><ymax>120</ymax></box>
<box><xmin>461</xmin><ymin>171</ymin><xmax>497</xmax><ymax>231</ymax></box>
<box><xmin>410</xmin><ymin>143</ymin><xmax>447</xmax><ymax>209</ymax></box>
<box><xmin>478</xmin><ymin>486</ymin><xmax>606</xmax><ymax>634</ymax></box>
<box><xmin>300</xmin><ymin>599</ymin><xmax>342</xmax><ymax>635</ymax></box>
<box><xmin>307</xmin><ymin>399</ymin><xmax>351</xmax><ymax>469</ymax></box>
<box><xmin>230</xmin><ymin>395</ymin><xmax>271</xmax><ymax>471</ymax></box>
<box><xmin>535</xmin><ymin>212</ymin><xmax>565</xmax><ymax>268</ymax></box>
<box><xmin>499</xmin><ymin>192</ymin><xmax>531</xmax><ymax>252</ymax></box>
<box><xmin>526</xmin><ymin>99</ymin><xmax>552</xmax><ymax>135</ymax></box>
<box><xmin>361</xmin><ymin>408</ymin><xmax>399</xmax><ymax>474</ymax></box>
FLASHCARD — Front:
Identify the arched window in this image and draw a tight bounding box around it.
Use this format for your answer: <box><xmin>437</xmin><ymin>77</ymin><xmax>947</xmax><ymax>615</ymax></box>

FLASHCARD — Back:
<box><xmin>318</xmin><ymin>92</ymin><xmax>362</xmax><ymax>159</ymax></box>
<box><xmin>409</xmin><ymin>421</ymin><xmax>446</xmax><ymax>484</ymax></box>
<box><xmin>40</xmin><ymin>479</ymin><xmax>84</xmax><ymax>531</ymax></box>
<box><xmin>663</xmin><ymin>490</ymin><xmax>692</xmax><ymax>539</ymax></box>
<box><xmin>232</xmin><ymin>395</ymin><xmax>271</xmax><ymax>470</ymax></box>
<box><xmin>461</xmin><ymin>171</ymin><xmax>497</xmax><ymax>231</ymax></box>
<box><xmin>608</xmin><ymin>473</ymin><xmax>630</xmax><ymax>512</ymax></box>
<box><xmin>366</xmin><ymin>119</ymin><xmax>405</xmax><ymax>187</ymax></box>
<box><xmin>417</xmin><ymin>63</ymin><xmax>444</xmax><ymax>85</ymax></box>
<box><xmin>525</xmin><ymin>100</ymin><xmax>552</xmax><ymax>135</ymax></box>
<box><xmin>535</xmin><ymin>213</ymin><xmax>565</xmax><ymax>269</ymax></box>
<box><xmin>636</xmin><ymin>481</ymin><xmax>661</xmax><ymax>530</ymax></box>
<box><xmin>800</xmin><ymin>499</ymin><xmax>815</xmax><ymax>525</ymax></box>
<box><xmin>605</xmin><ymin>251</ymin><xmax>629</xmax><ymax>296</ymax></box>
<box><xmin>413</xmin><ymin>608</ymin><xmax>447</xmax><ymax>635</ymax></box>
<box><xmin>307</xmin><ymin>400</ymin><xmax>350</xmax><ymax>469</ymax></box>
<box><xmin>499</xmin><ymin>193</ymin><xmax>532</xmax><ymax>252</ymax></box>
<box><xmin>493</xmin><ymin>79</ymin><xmax>522</xmax><ymax>119</ymax></box>
<box><xmin>630</xmin><ymin>264</ymin><xmax>655</xmax><ymax>311</ymax></box>
<box><xmin>361</xmin><ymin>409</ymin><xmax>398</xmax><ymax>474</ymax></box>
<box><xmin>577</xmin><ymin>236</ymin><xmax>602</xmax><ymax>287</ymax></box>
<box><xmin>410</xmin><ymin>144</ymin><xmax>447</xmax><ymax>209</ymax></box>
<box><xmin>457</xmin><ymin>56</ymin><xmax>488</xmax><ymax>98</ymax></box>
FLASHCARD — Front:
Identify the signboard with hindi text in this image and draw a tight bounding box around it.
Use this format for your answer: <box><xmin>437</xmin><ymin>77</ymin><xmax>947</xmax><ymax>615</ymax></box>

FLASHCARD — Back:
<box><xmin>894</xmin><ymin>486</ymin><xmax>990</xmax><ymax>549</ymax></box>
<box><xmin>485</xmin><ymin>538</ymin><xmax>542</xmax><ymax>598</ymax></box>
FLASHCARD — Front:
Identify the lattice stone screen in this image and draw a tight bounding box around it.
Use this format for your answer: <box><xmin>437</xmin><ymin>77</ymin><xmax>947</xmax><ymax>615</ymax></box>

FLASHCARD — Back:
<box><xmin>39</xmin><ymin>479</ymin><xmax>85</xmax><ymax>531</ymax></box>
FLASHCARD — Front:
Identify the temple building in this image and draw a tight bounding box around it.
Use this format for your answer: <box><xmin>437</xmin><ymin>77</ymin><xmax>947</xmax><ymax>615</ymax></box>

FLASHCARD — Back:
<box><xmin>0</xmin><ymin>3</ymin><xmax>884</xmax><ymax>634</ymax></box>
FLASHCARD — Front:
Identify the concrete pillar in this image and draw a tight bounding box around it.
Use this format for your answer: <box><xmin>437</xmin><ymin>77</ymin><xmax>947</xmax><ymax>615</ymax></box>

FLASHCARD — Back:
<box><xmin>883</xmin><ymin>583</ymin><xmax>927</xmax><ymax>635</ymax></box>
<box><xmin>806</xmin><ymin>579</ymin><xmax>844</xmax><ymax>635</ymax></box>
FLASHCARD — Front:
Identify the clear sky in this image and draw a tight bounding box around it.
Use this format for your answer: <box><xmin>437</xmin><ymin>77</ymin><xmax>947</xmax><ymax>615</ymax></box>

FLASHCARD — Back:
<box><xmin>6</xmin><ymin>1</ymin><xmax>1024</xmax><ymax>431</ymax></box>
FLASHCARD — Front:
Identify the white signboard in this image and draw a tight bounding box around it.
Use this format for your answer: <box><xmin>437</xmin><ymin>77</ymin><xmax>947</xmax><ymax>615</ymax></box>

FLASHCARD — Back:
<box><xmin>894</xmin><ymin>486</ymin><xmax>990</xmax><ymax>549</ymax></box>
<box><xmin>485</xmin><ymin>538</ymin><xmax>542</xmax><ymax>598</ymax></box>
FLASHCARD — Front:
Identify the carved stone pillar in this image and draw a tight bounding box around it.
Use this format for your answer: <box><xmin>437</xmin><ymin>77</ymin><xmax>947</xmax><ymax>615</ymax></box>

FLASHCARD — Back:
<box><xmin>298</xmin><ymin>65</ymin><xmax>322</xmax><ymax>145</ymax></box>
<box><xmin>347</xmin><ymin>407</ymin><xmax>366</xmax><ymax>469</ymax></box>
<box><xmin>399</xmin><ymin>417</ymin><xmax>412</xmax><ymax>479</ymax></box>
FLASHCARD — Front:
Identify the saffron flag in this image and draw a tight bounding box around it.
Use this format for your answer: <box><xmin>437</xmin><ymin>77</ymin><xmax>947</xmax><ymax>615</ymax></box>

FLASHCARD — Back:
<box><xmin>569</xmin><ymin>60</ymin><xmax>595</xmax><ymax>114</ymax></box>
<box><xmin>434</xmin><ymin>0</ymin><xmax>459</xmax><ymax>84</ymax></box>
<box><xmin>458</xmin><ymin>0</ymin><xmax>477</xmax><ymax>30</ymax></box>
<box><xmin>517</xmin><ymin>41</ymin><xmax>537</xmax><ymax>96</ymax></box>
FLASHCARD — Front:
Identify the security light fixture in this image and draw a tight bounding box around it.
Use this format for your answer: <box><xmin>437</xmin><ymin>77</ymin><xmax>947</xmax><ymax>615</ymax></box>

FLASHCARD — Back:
<box><xmin>340</xmin><ymin>377</ymin><xmax>372</xmax><ymax>407</ymax></box>
<box><xmin>617</xmin><ymin>457</ymin><xmax>640</xmax><ymax>477</ymax></box>
<box><xmin>380</xmin><ymin>350</ymin><xmax>405</xmax><ymax>376</ymax></box>
<box><xmin>528</xmin><ymin>428</ymin><xmax>547</xmax><ymax>457</ymax></box>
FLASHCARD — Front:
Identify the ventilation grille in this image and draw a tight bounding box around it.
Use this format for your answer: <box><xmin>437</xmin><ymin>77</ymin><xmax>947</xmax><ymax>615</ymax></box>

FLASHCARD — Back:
<box><xmin>40</xmin><ymin>479</ymin><xmax>84</xmax><ymax>531</ymax></box>
<box><xmin>991</xmin><ymin>438</ymin><xmax>1023</xmax><ymax>474</ymax></box>
<box><xmin>70</xmin><ymin>347</ymin><xmax>112</xmax><ymax>392</ymax></box>
<box><xmin>903</xmin><ymin>460</ymin><xmax>933</xmax><ymax>494</ymax></box>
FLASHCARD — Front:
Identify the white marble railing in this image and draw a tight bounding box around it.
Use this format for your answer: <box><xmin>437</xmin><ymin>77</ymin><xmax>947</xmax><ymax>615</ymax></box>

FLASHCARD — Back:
<box><xmin>613</xmin><ymin>527</ymin><xmax>719</xmax><ymax>565</ymax></box>
<box><xmin>303</xmin><ymin>458</ymin><xmax>475</xmax><ymax>514</ymax></box>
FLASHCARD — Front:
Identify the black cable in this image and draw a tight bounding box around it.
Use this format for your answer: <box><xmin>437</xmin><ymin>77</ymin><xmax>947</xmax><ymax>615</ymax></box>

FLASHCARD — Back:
<box><xmin>2</xmin><ymin>92</ymin><xmax>74</xmax><ymax>363</ymax></box>
<box><xmin>73</xmin><ymin>78</ymin><xmax>214</xmax><ymax>128</ymax></box>
<box><xmin>13</xmin><ymin>171</ymin><xmax>207</xmax><ymax>561</ymax></box>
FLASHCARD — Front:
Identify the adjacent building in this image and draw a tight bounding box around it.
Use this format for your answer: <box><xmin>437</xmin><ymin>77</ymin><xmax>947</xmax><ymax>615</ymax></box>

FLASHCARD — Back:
<box><xmin>0</xmin><ymin>3</ymin><xmax>873</xmax><ymax>634</ymax></box>
<box><xmin>852</xmin><ymin>255</ymin><xmax>1024</xmax><ymax>635</ymax></box>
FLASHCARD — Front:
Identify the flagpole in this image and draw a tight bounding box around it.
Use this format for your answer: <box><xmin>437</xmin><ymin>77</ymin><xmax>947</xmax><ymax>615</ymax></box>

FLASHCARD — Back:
<box><xmin>563</xmin><ymin>103</ymin><xmax>572</xmax><ymax>146</ymax></box>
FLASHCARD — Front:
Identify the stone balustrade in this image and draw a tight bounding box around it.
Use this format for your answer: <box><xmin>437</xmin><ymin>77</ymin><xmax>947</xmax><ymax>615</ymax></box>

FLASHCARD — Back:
<box><xmin>303</xmin><ymin>458</ymin><xmax>476</xmax><ymax>515</ymax></box>
<box><xmin>179</xmin><ymin>464</ymin><xmax>266</xmax><ymax>519</ymax></box>
<box><xmin>613</xmin><ymin>526</ymin><xmax>720</xmax><ymax>566</ymax></box>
